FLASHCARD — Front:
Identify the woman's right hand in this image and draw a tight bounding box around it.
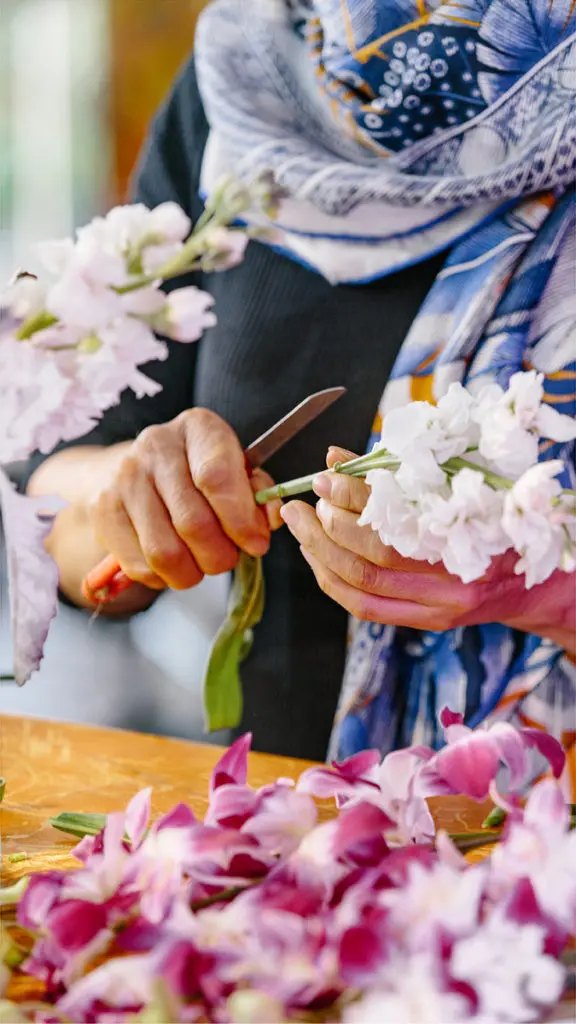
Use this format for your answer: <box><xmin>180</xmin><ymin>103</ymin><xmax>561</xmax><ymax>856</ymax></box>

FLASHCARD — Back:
<box><xmin>90</xmin><ymin>409</ymin><xmax>283</xmax><ymax>592</ymax></box>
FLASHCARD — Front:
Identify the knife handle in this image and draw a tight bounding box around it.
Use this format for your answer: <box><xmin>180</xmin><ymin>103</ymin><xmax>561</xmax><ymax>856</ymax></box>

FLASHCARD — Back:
<box><xmin>82</xmin><ymin>455</ymin><xmax>256</xmax><ymax>604</ymax></box>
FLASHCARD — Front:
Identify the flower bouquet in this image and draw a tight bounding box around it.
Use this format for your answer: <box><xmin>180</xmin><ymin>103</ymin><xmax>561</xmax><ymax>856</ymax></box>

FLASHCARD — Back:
<box><xmin>0</xmin><ymin>712</ymin><xmax>574</xmax><ymax>1022</ymax></box>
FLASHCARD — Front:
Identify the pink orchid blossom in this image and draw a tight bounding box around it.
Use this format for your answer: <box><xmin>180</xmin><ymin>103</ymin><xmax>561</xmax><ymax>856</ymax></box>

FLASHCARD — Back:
<box><xmin>298</xmin><ymin>745</ymin><xmax>434</xmax><ymax>844</ymax></box>
<box><xmin>416</xmin><ymin>708</ymin><xmax>565</xmax><ymax>802</ymax></box>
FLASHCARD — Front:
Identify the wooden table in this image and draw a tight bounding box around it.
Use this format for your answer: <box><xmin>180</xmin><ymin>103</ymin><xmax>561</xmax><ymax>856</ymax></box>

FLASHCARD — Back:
<box><xmin>0</xmin><ymin>713</ymin><xmax>494</xmax><ymax>889</ymax></box>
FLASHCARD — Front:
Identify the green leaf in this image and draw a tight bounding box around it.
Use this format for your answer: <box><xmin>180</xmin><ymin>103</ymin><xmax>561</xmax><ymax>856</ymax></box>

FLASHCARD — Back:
<box><xmin>49</xmin><ymin>811</ymin><xmax>107</xmax><ymax>839</ymax></box>
<box><xmin>202</xmin><ymin>553</ymin><xmax>264</xmax><ymax>732</ymax></box>
<box><xmin>0</xmin><ymin>778</ymin><xmax>5</xmax><ymax>803</ymax></box>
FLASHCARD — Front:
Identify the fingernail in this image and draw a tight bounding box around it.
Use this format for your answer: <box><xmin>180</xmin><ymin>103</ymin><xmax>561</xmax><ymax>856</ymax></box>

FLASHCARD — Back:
<box><xmin>280</xmin><ymin>504</ymin><xmax>298</xmax><ymax>528</ymax></box>
<box><xmin>315</xmin><ymin>498</ymin><xmax>329</xmax><ymax>523</ymax></box>
<box><xmin>312</xmin><ymin>474</ymin><xmax>332</xmax><ymax>499</ymax></box>
<box><xmin>246</xmin><ymin>534</ymin><xmax>269</xmax><ymax>556</ymax></box>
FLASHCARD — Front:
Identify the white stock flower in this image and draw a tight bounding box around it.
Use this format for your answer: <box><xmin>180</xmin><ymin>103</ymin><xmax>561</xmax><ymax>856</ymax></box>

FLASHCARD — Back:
<box><xmin>1</xmin><ymin>275</ymin><xmax>47</xmax><ymax>319</ymax></box>
<box><xmin>503</xmin><ymin>461</ymin><xmax>576</xmax><ymax>587</ymax></box>
<box><xmin>200</xmin><ymin>226</ymin><xmax>249</xmax><ymax>271</ymax></box>
<box><xmin>476</xmin><ymin>371</ymin><xmax>576</xmax><ymax>478</ymax></box>
<box><xmin>450</xmin><ymin>915</ymin><xmax>565</xmax><ymax>1021</ymax></box>
<box><xmin>435</xmin><ymin>382</ymin><xmax>479</xmax><ymax>460</ymax></box>
<box><xmin>359</xmin><ymin>468</ymin><xmax>442</xmax><ymax>562</ymax></box>
<box><xmin>162</xmin><ymin>286</ymin><xmax>217</xmax><ymax>342</ymax></box>
<box><xmin>419</xmin><ymin>468</ymin><xmax>508</xmax><ymax>582</ymax></box>
<box><xmin>0</xmin><ymin>333</ymin><xmax>77</xmax><ymax>462</ymax></box>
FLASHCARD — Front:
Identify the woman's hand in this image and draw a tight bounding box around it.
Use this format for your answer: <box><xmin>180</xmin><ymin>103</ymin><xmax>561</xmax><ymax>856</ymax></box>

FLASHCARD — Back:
<box><xmin>280</xmin><ymin>448</ymin><xmax>576</xmax><ymax>657</ymax></box>
<box><xmin>91</xmin><ymin>409</ymin><xmax>283</xmax><ymax>593</ymax></box>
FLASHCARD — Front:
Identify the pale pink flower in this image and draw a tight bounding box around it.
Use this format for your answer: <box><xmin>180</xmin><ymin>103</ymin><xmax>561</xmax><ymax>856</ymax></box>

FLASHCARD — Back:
<box><xmin>0</xmin><ymin>274</ymin><xmax>47</xmax><ymax>318</ymax></box>
<box><xmin>200</xmin><ymin>226</ymin><xmax>248</xmax><ymax>271</ymax></box>
<box><xmin>476</xmin><ymin>371</ymin><xmax>576</xmax><ymax>478</ymax></box>
<box><xmin>359</xmin><ymin>468</ymin><xmax>442</xmax><ymax>562</ymax></box>
<box><xmin>503</xmin><ymin>461</ymin><xmax>576</xmax><ymax>587</ymax></box>
<box><xmin>419</xmin><ymin>467</ymin><xmax>508</xmax><ymax>582</ymax></box>
<box><xmin>162</xmin><ymin>287</ymin><xmax>217</xmax><ymax>342</ymax></box>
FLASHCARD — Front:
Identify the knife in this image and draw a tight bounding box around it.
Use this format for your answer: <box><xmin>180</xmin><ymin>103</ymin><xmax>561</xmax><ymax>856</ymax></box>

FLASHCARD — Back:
<box><xmin>81</xmin><ymin>386</ymin><xmax>346</xmax><ymax>603</ymax></box>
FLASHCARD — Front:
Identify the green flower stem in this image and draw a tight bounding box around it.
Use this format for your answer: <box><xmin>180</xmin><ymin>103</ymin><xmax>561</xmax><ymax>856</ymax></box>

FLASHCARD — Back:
<box><xmin>449</xmin><ymin>831</ymin><xmax>502</xmax><ymax>852</ymax></box>
<box><xmin>446</xmin><ymin>456</ymin><xmax>514</xmax><ymax>490</ymax></box>
<box><xmin>255</xmin><ymin>449</ymin><xmax>576</xmax><ymax>506</ymax></box>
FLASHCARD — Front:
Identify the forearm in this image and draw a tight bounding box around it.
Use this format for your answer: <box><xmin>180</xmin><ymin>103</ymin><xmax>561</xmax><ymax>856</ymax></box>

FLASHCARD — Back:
<box><xmin>27</xmin><ymin>446</ymin><xmax>156</xmax><ymax>615</ymax></box>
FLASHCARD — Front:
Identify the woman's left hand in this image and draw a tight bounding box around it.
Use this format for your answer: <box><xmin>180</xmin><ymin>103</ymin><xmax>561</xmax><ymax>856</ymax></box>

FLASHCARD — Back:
<box><xmin>280</xmin><ymin>448</ymin><xmax>576</xmax><ymax>658</ymax></box>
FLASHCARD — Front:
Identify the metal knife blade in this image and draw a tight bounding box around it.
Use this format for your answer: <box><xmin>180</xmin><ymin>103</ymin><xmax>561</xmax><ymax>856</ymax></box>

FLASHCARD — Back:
<box><xmin>244</xmin><ymin>386</ymin><xmax>346</xmax><ymax>469</ymax></box>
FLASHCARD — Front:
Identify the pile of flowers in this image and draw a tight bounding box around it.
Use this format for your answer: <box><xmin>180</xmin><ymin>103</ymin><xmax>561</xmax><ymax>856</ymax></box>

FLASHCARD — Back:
<box><xmin>0</xmin><ymin>177</ymin><xmax>278</xmax><ymax>684</ymax></box>
<box><xmin>0</xmin><ymin>712</ymin><xmax>574</xmax><ymax>1022</ymax></box>
<box><xmin>256</xmin><ymin>371</ymin><xmax>576</xmax><ymax>588</ymax></box>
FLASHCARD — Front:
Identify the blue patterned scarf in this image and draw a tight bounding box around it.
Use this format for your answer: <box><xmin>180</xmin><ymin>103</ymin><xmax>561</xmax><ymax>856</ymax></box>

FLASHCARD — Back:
<box><xmin>195</xmin><ymin>1</ymin><xmax>576</xmax><ymax>782</ymax></box>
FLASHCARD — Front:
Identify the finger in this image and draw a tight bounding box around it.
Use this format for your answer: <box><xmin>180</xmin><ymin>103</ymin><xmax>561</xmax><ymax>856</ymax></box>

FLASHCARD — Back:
<box><xmin>182</xmin><ymin>411</ymin><xmax>270</xmax><ymax>557</ymax></box>
<box><xmin>92</xmin><ymin>488</ymin><xmax>165</xmax><ymax>591</ymax></box>
<box><xmin>250</xmin><ymin>468</ymin><xmax>284</xmax><ymax>531</ymax></box>
<box><xmin>326</xmin><ymin>446</ymin><xmax>358</xmax><ymax>469</ymax></box>
<box><xmin>299</xmin><ymin>546</ymin><xmax>453</xmax><ymax>630</ymax></box>
<box><xmin>118</xmin><ymin>458</ymin><xmax>204</xmax><ymax>590</ymax></box>
<box><xmin>312</xmin><ymin>470</ymin><xmax>369</xmax><ymax>514</ymax></box>
<box><xmin>152</xmin><ymin>446</ymin><xmax>239</xmax><ymax>576</ymax></box>
<box><xmin>281</xmin><ymin>500</ymin><xmax>472</xmax><ymax>611</ymax></box>
<box><xmin>315</xmin><ymin>499</ymin><xmax>453</xmax><ymax>577</ymax></box>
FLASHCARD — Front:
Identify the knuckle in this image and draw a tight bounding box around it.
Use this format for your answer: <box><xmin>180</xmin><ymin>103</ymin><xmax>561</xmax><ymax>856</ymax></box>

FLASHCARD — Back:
<box><xmin>172</xmin><ymin>505</ymin><xmax>210</xmax><ymax>542</ymax></box>
<box><xmin>352</xmin><ymin>558</ymin><xmax>379</xmax><ymax>592</ymax></box>
<box><xmin>194</xmin><ymin>454</ymin><xmax>231</xmax><ymax>493</ymax></box>
<box><xmin>116</xmin><ymin>452</ymin><xmax>142</xmax><ymax>484</ymax></box>
<box><xmin>143</xmin><ymin>540</ymin><xmax>185</xmax><ymax>574</ymax></box>
<box><xmin>181</xmin><ymin>407</ymin><xmax>222</xmax><ymax>432</ymax></box>
<box><xmin>134</xmin><ymin>425</ymin><xmax>164</xmax><ymax>457</ymax></box>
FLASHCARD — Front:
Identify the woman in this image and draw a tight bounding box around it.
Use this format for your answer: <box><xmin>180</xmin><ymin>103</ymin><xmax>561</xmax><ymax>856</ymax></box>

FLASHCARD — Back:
<box><xmin>28</xmin><ymin>1</ymin><xmax>575</xmax><ymax>770</ymax></box>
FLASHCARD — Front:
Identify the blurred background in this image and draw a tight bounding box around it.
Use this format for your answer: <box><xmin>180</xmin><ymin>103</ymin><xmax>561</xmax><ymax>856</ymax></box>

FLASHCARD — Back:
<box><xmin>0</xmin><ymin>0</ymin><xmax>231</xmax><ymax>743</ymax></box>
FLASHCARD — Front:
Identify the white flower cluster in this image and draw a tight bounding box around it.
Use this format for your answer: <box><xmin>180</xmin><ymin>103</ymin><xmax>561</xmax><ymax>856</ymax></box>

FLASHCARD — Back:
<box><xmin>0</xmin><ymin>202</ymin><xmax>247</xmax><ymax>464</ymax></box>
<box><xmin>359</xmin><ymin>372</ymin><xmax>576</xmax><ymax>587</ymax></box>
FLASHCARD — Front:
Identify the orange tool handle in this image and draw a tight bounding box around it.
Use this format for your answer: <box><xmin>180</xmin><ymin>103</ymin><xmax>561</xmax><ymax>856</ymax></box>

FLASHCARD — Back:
<box><xmin>82</xmin><ymin>455</ymin><xmax>255</xmax><ymax>604</ymax></box>
<box><xmin>82</xmin><ymin>554</ymin><xmax>132</xmax><ymax>604</ymax></box>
